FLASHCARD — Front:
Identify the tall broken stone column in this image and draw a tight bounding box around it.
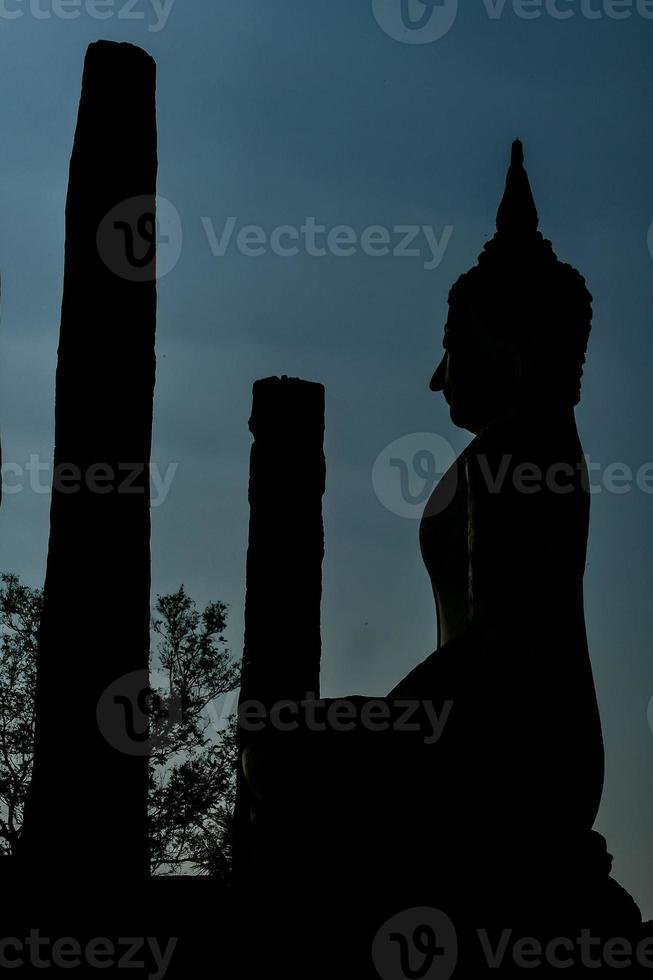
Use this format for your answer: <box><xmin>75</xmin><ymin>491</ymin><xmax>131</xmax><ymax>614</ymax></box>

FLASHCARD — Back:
<box><xmin>20</xmin><ymin>41</ymin><xmax>158</xmax><ymax>879</ymax></box>
<box><xmin>234</xmin><ymin>377</ymin><xmax>326</xmax><ymax>877</ymax></box>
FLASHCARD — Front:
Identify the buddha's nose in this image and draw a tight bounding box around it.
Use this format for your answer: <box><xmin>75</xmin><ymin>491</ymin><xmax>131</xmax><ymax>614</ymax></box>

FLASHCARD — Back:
<box><xmin>430</xmin><ymin>352</ymin><xmax>447</xmax><ymax>391</ymax></box>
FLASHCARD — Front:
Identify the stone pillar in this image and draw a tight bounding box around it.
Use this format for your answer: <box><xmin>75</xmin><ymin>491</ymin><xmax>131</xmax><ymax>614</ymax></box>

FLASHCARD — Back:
<box><xmin>241</xmin><ymin>376</ymin><xmax>325</xmax><ymax>705</ymax></box>
<box><xmin>234</xmin><ymin>377</ymin><xmax>326</xmax><ymax>876</ymax></box>
<box><xmin>20</xmin><ymin>41</ymin><xmax>157</xmax><ymax>879</ymax></box>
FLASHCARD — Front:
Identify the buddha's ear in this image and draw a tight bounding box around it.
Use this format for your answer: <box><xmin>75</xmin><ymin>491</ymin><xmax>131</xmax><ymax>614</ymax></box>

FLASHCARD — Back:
<box><xmin>430</xmin><ymin>352</ymin><xmax>448</xmax><ymax>391</ymax></box>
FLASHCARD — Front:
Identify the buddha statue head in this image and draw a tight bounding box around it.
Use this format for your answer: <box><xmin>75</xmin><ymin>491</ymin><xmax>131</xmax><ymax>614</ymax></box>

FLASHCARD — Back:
<box><xmin>431</xmin><ymin>140</ymin><xmax>592</xmax><ymax>434</ymax></box>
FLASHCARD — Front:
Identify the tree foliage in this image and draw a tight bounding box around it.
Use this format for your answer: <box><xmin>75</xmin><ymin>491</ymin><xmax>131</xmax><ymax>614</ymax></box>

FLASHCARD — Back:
<box><xmin>0</xmin><ymin>575</ymin><xmax>239</xmax><ymax>878</ymax></box>
<box><xmin>149</xmin><ymin>586</ymin><xmax>240</xmax><ymax>876</ymax></box>
<box><xmin>0</xmin><ymin>574</ymin><xmax>41</xmax><ymax>857</ymax></box>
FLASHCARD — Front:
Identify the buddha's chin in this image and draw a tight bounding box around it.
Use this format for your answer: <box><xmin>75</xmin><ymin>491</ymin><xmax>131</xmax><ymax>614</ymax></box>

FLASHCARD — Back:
<box><xmin>449</xmin><ymin>402</ymin><xmax>481</xmax><ymax>435</ymax></box>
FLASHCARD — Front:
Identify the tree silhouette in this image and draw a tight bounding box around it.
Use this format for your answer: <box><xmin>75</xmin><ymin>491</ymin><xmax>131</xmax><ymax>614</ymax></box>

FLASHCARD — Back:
<box><xmin>0</xmin><ymin>574</ymin><xmax>41</xmax><ymax>856</ymax></box>
<box><xmin>0</xmin><ymin>575</ymin><xmax>239</xmax><ymax>877</ymax></box>
<box><xmin>149</xmin><ymin>586</ymin><xmax>240</xmax><ymax>877</ymax></box>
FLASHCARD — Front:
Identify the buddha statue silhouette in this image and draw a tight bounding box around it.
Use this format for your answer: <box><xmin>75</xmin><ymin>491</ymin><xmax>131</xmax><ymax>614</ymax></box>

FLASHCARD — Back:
<box><xmin>383</xmin><ymin>140</ymin><xmax>615</xmax><ymax>917</ymax></box>
<box><xmin>241</xmin><ymin>142</ymin><xmax>641</xmax><ymax>946</ymax></box>
<box><xmin>392</xmin><ymin>139</ymin><xmax>603</xmax><ymax>831</ymax></box>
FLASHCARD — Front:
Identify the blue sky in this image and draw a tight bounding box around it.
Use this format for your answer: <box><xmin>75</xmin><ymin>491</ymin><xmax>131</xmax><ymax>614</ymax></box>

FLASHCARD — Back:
<box><xmin>0</xmin><ymin>0</ymin><xmax>651</xmax><ymax>914</ymax></box>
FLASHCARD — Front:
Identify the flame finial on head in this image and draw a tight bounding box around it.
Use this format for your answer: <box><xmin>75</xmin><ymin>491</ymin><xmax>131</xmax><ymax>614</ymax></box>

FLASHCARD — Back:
<box><xmin>495</xmin><ymin>139</ymin><xmax>539</xmax><ymax>237</ymax></box>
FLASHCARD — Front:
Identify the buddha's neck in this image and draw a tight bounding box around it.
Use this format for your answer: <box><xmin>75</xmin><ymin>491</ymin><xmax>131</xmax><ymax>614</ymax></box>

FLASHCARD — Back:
<box><xmin>476</xmin><ymin>398</ymin><xmax>576</xmax><ymax>438</ymax></box>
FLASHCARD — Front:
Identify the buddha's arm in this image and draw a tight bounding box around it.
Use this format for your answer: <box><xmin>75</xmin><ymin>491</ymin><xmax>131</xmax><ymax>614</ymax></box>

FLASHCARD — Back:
<box><xmin>390</xmin><ymin>433</ymin><xmax>576</xmax><ymax>699</ymax></box>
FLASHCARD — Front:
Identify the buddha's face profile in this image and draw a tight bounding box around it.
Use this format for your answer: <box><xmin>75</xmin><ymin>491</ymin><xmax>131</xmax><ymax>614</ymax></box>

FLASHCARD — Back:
<box><xmin>430</xmin><ymin>300</ymin><xmax>532</xmax><ymax>435</ymax></box>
